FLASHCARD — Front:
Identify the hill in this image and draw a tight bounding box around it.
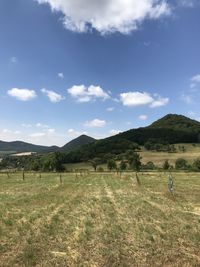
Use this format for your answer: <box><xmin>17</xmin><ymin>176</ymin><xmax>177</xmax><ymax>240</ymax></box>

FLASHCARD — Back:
<box><xmin>0</xmin><ymin>135</ymin><xmax>95</xmax><ymax>154</ymax></box>
<box><xmin>149</xmin><ymin>114</ymin><xmax>200</xmax><ymax>132</ymax></box>
<box><xmin>60</xmin><ymin>135</ymin><xmax>96</xmax><ymax>151</ymax></box>
<box><xmin>64</xmin><ymin>114</ymin><xmax>200</xmax><ymax>162</ymax></box>
<box><xmin>0</xmin><ymin>140</ymin><xmax>58</xmax><ymax>154</ymax></box>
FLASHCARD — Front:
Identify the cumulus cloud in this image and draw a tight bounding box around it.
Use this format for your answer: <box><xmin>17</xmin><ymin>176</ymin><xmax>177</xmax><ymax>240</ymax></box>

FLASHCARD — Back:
<box><xmin>120</xmin><ymin>92</ymin><xmax>153</xmax><ymax>106</ymax></box>
<box><xmin>84</xmin><ymin>119</ymin><xmax>106</xmax><ymax>128</ymax></box>
<box><xmin>36</xmin><ymin>0</ymin><xmax>171</xmax><ymax>35</ymax></box>
<box><xmin>109</xmin><ymin>129</ymin><xmax>122</xmax><ymax>135</ymax></box>
<box><xmin>7</xmin><ymin>88</ymin><xmax>37</xmax><ymax>101</ymax></box>
<box><xmin>58</xmin><ymin>72</ymin><xmax>64</xmax><ymax>79</ymax></box>
<box><xmin>120</xmin><ymin>91</ymin><xmax>169</xmax><ymax>108</ymax></box>
<box><xmin>149</xmin><ymin>96</ymin><xmax>169</xmax><ymax>107</ymax></box>
<box><xmin>41</xmin><ymin>88</ymin><xmax>65</xmax><ymax>103</ymax></box>
<box><xmin>190</xmin><ymin>74</ymin><xmax>200</xmax><ymax>89</ymax></box>
<box><xmin>106</xmin><ymin>107</ymin><xmax>115</xmax><ymax>112</ymax></box>
<box><xmin>68</xmin><ymin>85</ymin><xmax>110</xmax><ymax>102</ymax></box>
<box><xmin>138</xmin><ymin>115</ymin><xmax>148</xmax><ymax>120</ymax></box>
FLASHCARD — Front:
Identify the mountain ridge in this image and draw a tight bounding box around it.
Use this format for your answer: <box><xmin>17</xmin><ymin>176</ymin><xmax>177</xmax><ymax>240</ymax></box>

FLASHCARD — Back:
<box><xmin>1</xmin><ymin>114</ymin><xmax>200</xmax><ymax>154</ymax></box>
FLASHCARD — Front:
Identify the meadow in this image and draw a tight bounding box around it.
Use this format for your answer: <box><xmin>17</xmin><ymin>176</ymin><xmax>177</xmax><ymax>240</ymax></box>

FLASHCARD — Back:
<box><xmin>0</xmin><ymin>171</ymin><xmax>200</xmax><ymax>267</ymax></box>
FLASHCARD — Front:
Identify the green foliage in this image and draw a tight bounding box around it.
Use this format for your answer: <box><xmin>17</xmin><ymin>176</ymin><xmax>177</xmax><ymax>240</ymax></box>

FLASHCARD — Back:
<box><xmin>119</xmin><ymin>160</ymin><xmax>127</xmax><ymax>171</ymax></box>
<box><xmin>175</xmin><ymin>158</ymin><xmax>188</xmax><ymax>170</ymax></box>
<box><xmin>192</xmin><ymin>159</ymin><xmax>200</xmax><ymax>171</ymax></box>
<box><xmin>163</xmin><ymin>160</ymin><xmax>170</xmax><ymax>170</ymax></box>
<box><xmin>97</xmin><ymin>167</ymin><xmax>104</xmax><ymax>172</ymax></box>
<box><xmin>88</xmin><ymin>158</ymin><xmax>101</xmax><ymax>171</ymax></box>
<box><xmin>142</xmin><ymin>161</ymin><xmax>156</xmax><ymax>170</ymax></box>
<box><xmin>127</xmin><ymin>152</ymin><xmax>142</xmax><ymax>171</ymax></box>
<box><xmin>107</xmin><ymin>159</ymin><xmax>117</xmax><ymax>171</ymax></box>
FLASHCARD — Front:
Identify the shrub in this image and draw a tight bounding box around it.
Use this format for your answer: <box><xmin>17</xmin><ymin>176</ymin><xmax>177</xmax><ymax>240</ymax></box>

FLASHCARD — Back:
<box><xmin>175</xmin><ymin>158</ymin><xmax>188</xmax><ymax>170</ymax></box>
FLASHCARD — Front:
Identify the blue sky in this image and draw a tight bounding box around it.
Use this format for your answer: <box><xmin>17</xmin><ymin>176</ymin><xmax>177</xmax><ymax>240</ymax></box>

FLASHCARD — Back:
<box><xmin>0</xmin><ymin>0</ymin><xmax>200</xmax><ymax>146</ymax></box>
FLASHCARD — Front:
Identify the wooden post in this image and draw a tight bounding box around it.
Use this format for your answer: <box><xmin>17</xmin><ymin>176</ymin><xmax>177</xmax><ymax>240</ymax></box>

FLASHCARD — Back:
<box><xmin>22</xmin><ymin>171</ymin><xmax>25</xmax><ymax>181</ymax></box>
<box><xmin>136</xmin><ymin>172</ymin><xmax>141</xmax><ymax>186</ymax></box>
<box><xmin>59</xmin><ymin>174</ymin><xmax>63</xmax><ymax>184</ymax></box>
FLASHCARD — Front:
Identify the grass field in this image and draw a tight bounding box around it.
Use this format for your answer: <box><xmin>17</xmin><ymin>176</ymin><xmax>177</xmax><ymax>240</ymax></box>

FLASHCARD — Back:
<box><xmin>0</xmin><ymin>172</ymin><xmax>200</xmax><ymax>267</ymax></box>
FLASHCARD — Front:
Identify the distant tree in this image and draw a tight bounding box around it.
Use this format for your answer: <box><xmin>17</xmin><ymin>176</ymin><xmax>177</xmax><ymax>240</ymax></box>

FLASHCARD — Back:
<box><xmin>119</xmin><ymin>160</ymin><xmax>127</xmax><ymax>171</ymax></box>
<box><xmin>128</xmin><ymin>152</ymin><xmax>142</xmax><ymax>172</ymax></box>
<box><xmin>163</xmin><ymin>160</ymin><xmax>170</xmax><ymax>170</ymax></box>
<box><xmin>192</xmin><ymin>159</ymin><xmax>200</xmax><ymax>171</ymax></box>
<box><xmin>175</xmin><ymin>158</ymin><xmax>188</xmax><ymax>170</ymax></box>
<box><xmin>107</xmin><ymin>159</ymin><xmax>117</xmax><ymax>171</ymax></box>
<box><xmin>145</xmin><ymin>161</ymin><xmax>156</xmax><ymax>170</ymax></box>
<box><xmin>89</xmin><ymin>158</ymin><xmax>101</xmax><ymax>171</ymax></box>
<box><xmin>97</xmin><ymin>166</ymin><xmax>104</xmax><ymax>172</ymax></box>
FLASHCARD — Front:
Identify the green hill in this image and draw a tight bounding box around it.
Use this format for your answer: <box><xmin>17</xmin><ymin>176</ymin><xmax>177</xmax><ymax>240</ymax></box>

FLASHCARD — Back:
<box><xmin>60</xmin><ymin>135</ymin><xmax>96</xmax><ymax>151</ymax></box>
<box><xmin>149</xmin><ymin>114</ymin><xmax>200</xmax><ymax>132</ymax></box>
<box><xmin>0</xmin><ymin>140</ymin><xmax>58</xmax><ymax>154</ymax></box>
<box><xmin>64</xmin><ymin>114</ymin><xmax>200</xmax><ymax>162</ymax></box>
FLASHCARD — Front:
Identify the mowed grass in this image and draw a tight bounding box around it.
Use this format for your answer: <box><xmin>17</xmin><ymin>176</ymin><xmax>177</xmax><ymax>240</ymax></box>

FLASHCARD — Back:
<box><xmin>0</xmin><ymin>172</ymin><xmax>200</xmax><ymax>267</ymax></box>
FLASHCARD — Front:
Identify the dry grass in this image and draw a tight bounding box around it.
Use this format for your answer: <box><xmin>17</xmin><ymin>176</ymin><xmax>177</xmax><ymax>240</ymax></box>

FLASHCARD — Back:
<box><xmin>0</xmin><ymin>171</ymin><xmax>200</xmax><ymax>266</ymax></box>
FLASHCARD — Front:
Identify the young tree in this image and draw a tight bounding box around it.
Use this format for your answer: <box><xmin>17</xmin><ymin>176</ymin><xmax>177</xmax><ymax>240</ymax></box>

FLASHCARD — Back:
<box><xmin>192</xmin><ymin>159</ymin><xmax>200</xmax><ymax>171</ymax></box>
<box><xmin>107</xmin><ymin>159</ymin><xmax>117</xmax><ymax>171</ymax></box>
<box><xmin>119</xmin><ymin>160</ymin><xmax>127</xmax><ymax>171</ymax></box>
<box><xmin>175</xmin><ymin>158</ymin><xmax>188</xmax><ymax>170</ymax></box>
<box><xmin>128</xmin><ymin>152</ymin><xmax>142</xmax><ymax>172</ymax></box>
<box><xmin>89</xmin><ymin>158</ymin><xmax>101</xmax><ymax>171</ymax></box>
<box><xmin>163</xmin><ymin>160</ymin><xmax>170</xmax><ymax>170</ymax></box>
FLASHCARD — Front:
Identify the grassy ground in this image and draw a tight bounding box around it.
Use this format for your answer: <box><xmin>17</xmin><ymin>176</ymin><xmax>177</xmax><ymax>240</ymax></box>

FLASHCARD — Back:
<box><xmin>140</xmin><ymin>143</ymin><xmax>200</xmax><ymax>166</ymax></box>
<box><xmin>0</xmin><ymin>172</ymin><xmax>200</xmax><ymax>267</ymax></box>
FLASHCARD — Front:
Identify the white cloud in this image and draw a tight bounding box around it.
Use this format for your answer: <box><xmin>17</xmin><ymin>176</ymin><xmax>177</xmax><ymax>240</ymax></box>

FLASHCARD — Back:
<box><xmin>7</xmin><ymin>88</ymin><xmax>37</xmax><ymax>101</ymax></box>
<box><xmin>30</xmin><ymin>132</ymin><xmax>46</xmax><ymax>137</ymax></box>
<box><xmin>2</xmin><ymin>129</ymin><xmax>12</xmax><ymax>134</ymax></box>
<box><xmin>120</xmin><ymin>91</ymin><xmax>169</xmax><ymax>107</ymax></box>
<box><xmin>36</xmin><ymin>123</ymin><xmax>49</xmax><ymax>128</ymax></box>
<box><xmin>36</xmin><ymin>0</ymin><xmax>171</xmax><ymax>35</ymax></box>
<box><xmin>150</xmin><ymin>96</ymin><xmax>169</xmax><ymax>107</ymax></box>
<box><xmin>191</xmin><ymin>74</ymin><xmax>200</xmax><ymax>83</ymax></box>
<box><xmin>106</xmin><ymin>107</ymin><xmax>115</xmax><ymax>112</ymax></box>
<box><xmin>138</xmin><ymin>115</ymin><xmax>148</xmax><ymax>120</ymax></box>
<box><xmin>67</xmin><ymin>128</ymin><xmax>87</xmax><ymax>138</ymax></box>
<box><xmin>109</xmin><ymin>129</ymin><xmax>121</xmax><ymax>135</ymax></box>
<box><xmin>84</xmin><ymin>119</ymin><xmax>106</xmax><ymax>128</ymax></box>
<box><xmin>120</xmin><ymin>92</ymin><xmax>153</xmax><ymax>106</ymax></box>
<box><xmin>58</xmin><ymin>72</ymin><xmax>64</xmax><ymax>79</ymax></box>
<box><xmin>178</xmin><ymin>0</ymin><xmax>198</xmax><ymax>7</ymax></box>
<box><xmin>41</xmin><ymin>88</ymin><xmax>65</xmax><ymax>103</ymax></box>
<box><xmin>47</xmin><ymin>128</ymin><xmax>56</xmax><ymax>134</ymax></box>
<box><xmin>22</xmin><ymin>123</ymin><xmax>32</xmax><ymax>128</ymax></box>
<box><xmin>181</xmin><ymin>94</ymin><xmax>194</xmax><ymax>104</ymax></box>
<box><xmin>67</xmin><ymin>85</ymin><xmax>110</xmax><ymax>102</ymax></box>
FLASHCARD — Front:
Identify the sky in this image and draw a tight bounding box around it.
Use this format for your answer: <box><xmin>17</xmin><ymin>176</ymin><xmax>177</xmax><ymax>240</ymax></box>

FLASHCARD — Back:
<box><xmin>0</xmin><ymin>0</ymin><xmax>200</xmax><ymax>146</ymax></box>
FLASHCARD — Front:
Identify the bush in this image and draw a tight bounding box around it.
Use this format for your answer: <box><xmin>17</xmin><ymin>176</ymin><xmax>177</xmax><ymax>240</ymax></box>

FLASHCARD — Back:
<box><xmin>192</xmin><ymin>159</ymin><xmax>200</xmax><ymax>171</ymax></box>
<box><xmin>97</xmin><ymin>167</ymin><xmax>104</xmax><ymax>172</ymax></box>
<box><xmin>175</xmin><ymin>158</ymin><xmax>188</xmax><ymax>170</ymax></box>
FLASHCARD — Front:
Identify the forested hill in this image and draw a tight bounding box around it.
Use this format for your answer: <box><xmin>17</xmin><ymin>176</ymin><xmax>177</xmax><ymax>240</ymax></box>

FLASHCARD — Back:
<box><xmin>0</xmin><ymin>135</ymin><xmax>95</xmax><ymax>154</ymax></box>
<box><xmin>60</xmin><ymin>135</ymin><xmax>96</xmax><ymax>151</ymax></box>
<box><xmin>149</xmin><ymin>114</ymin><xmax>200</xmax><ymax>132</ymax></box>
<box><xmin>64</xmin><ymin>114</ymin><xmax>200</xmax><ymax>162</ymax></box>
<box><xmin>0</xmin><ymin>140</ymin><xmax>58</xmax><ymax>153</ymax></box>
